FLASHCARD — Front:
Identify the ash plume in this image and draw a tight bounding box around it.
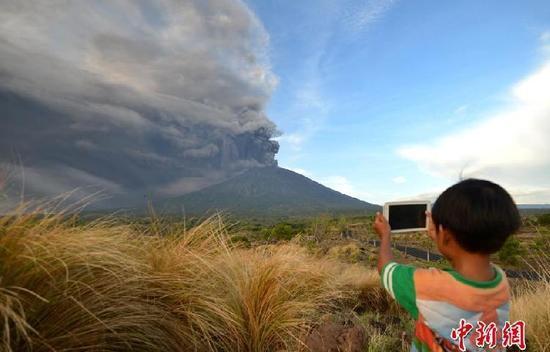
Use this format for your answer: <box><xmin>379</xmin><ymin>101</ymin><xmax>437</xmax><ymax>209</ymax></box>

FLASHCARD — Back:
<box><xmin>0</xmin><ymin>0</ymin><xmax>280</xmax><ymax>207</ymax></box>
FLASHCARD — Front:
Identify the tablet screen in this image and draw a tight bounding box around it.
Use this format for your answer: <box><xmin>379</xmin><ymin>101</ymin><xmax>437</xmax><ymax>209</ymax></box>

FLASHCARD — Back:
<box><xmin>388</xmin><ymin>204</ymin><xmax>427</xmax><ymax>230</ymax></box>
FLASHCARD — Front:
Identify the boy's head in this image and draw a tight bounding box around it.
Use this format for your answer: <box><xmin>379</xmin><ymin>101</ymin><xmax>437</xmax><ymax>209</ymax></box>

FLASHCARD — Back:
<box><xmin>430</xmin><ymin>179</ymin><xmax>520</xmax><ymax>255</ymax></box>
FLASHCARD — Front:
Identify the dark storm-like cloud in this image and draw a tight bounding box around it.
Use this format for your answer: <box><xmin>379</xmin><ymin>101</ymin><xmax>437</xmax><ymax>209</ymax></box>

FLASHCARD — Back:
<box><xmin>0</xmin><ymin>0</ymin><xmax>280</xmax><ymax>206</ymax></box>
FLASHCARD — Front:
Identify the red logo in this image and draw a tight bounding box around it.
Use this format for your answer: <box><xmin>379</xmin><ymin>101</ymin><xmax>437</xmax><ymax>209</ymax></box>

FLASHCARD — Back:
<box><xmin>474</xmin><ymin>321</ymin><xmax>498</xmax><ymax>349</ymax></box>
<box><xmin>450</xmin><ymin>320</ymin><xmax>526</xmax><ymax>351</ymax></box>
<box><xmin>502</xmin><ymin>320</ymin><xmax>526</xmax><ymax>350</ymax></box>
<box><xmin>450</xmin><ymin>319</ymin><xmax>474</xmax><ymax>351</ymax></box>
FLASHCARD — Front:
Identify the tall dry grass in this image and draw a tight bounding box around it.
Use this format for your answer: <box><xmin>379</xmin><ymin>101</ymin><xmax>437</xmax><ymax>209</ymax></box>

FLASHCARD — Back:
<box><xmin>0</xmin><ymin>205</ymin><xmax>377</xmax><ymax>352</ymax></box>
<box><xmin>510</xmin><ymin>227</ymin><xmax>550</xmax><ymax>352</ymax></box>
<box><xmin>511</xmin><ymin>281</ymin><xmax>550</xmax><ymax>351</ymax></box>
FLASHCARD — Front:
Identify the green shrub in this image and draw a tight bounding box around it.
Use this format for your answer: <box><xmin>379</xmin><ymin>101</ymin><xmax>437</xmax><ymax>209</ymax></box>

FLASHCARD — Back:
<box><xmin>230</xmin><ymin>234</ymin><xmax>251</xmax><ymax>247</ymax></box>
<box><xmin>308</xmin><ymin>215</ymin><xmax>332</xmax><ymax>242</ymax></box>
<box><xmin>537</xmin><ymin>213</ymin><xmax>550</xmax><ymax>226</ymax></box>
<box><xmin>533</xmin><ymin>226</ymin><xmax>550</xmax><ymax>252</ymax></box>
<box><xmin>270</xmin><ymin>223</ymin><xmax>294</xmax><ymax>241</ymax></box>
<box><xmin>498</xmin><ymin>235</ymin><xmax>524</xmax><ymax>266</ymax></box>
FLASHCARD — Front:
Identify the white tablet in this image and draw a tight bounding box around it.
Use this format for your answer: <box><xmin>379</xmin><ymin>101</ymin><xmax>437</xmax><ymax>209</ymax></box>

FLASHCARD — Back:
<box><xmin>383</xmin><ymin>201</ymin><xmax>431</xmax><ymax>233</ymax></box>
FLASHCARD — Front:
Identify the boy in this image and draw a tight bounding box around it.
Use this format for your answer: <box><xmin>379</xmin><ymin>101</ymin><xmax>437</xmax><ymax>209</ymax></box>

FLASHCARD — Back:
<box><xmin>374</xmin><ymin>179</ymin><xmax>521</xmax><ymax>352</ymax></box>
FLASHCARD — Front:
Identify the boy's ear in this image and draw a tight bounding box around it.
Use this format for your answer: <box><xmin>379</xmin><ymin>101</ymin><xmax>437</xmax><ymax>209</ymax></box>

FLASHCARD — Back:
<box><xmin>436</xmin><ymin>225</ymin><xmax>452</xmax><ymax>245</ymax></box>
<box><xmin>441</xmin><ymin>227</ymin><xmax>453</xmax><ymax>245</ymax></box>
<box><xmin>426</xmin><ymin>213</ymin><xmax>436</xmax><ymax>240</ymax></box>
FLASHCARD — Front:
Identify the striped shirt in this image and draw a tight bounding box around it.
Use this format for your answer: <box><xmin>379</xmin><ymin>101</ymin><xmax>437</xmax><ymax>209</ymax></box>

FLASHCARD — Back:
<box><xmin>381</xmin><ymin>262</ymin><xmax>510</xmax><ymax>352</ymax></box>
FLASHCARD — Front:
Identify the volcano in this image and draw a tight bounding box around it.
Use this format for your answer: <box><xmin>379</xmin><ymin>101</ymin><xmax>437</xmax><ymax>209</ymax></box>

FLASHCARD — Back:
<box><xmin>159</xmin><ymin>166</ymin><xmax>380</xmax><ymax>217</ymax></box>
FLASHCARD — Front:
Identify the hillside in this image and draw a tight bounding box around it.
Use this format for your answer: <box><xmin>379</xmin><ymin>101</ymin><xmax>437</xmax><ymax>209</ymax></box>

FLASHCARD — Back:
<box><xmin>160</xmin><ymin>166</ymin><xmax>380</xmax><ymax>217</ymax></box>
<box><xmin>518</xmin><ymin>204</ymin><xmax>550</xmax><ymax>215</ymax></box>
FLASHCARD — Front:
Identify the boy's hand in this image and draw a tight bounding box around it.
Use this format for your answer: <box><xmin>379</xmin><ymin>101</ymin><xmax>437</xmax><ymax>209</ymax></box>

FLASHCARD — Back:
<box><xmin>425</xmin><ymin>211</ymin><xmax>436</xmax><ymax>241</ymax></box>
<box><xmin>374</xmin><ymin>212</ymin><xmax>393</xmax><ymax>273</ymax></box>
<box><xmin>373</xmin><ymin>212</ymin><xmax>391</xmax><ymax>238</ymax></box>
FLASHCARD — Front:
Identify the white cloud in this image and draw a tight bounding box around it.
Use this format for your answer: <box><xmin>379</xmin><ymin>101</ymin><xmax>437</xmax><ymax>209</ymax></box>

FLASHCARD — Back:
<box><xmin>394</xmin><ymin>190</ymin><xmax>439</xmax><ymax>202</ymax></box>
<box><xmin>321</xmin><ymin>175</ymin><xmax>354</xmax><ymax>195</ymax></box>
<box><xmin>321</xmin><ymin>175</ymin><xmax>376</xmax><ymax>201</ymax></box>
<box><xmin>274</xmin><ymin>133</ymin><xmax>306</xmax><ymax>151</ymax></box>
<box><xmin>508</xmin><ymin>186</ymin><xmax>550</xmax><ymax>204</ymax></box>
<box><xmin>404</xmin><ymin>186</ymin><xmax>550</xmax><ymax>206</ymax></box>
<box><xmin>392</xmin><ymin>176</ymin><xmax>406</xmax><ymax>184</ymax></box>
<box><xmin>279</xmin><ymin>165</ymin><xmax>376</xmax><ymax>202</ymax></box>
<box><xmin>398</xmin><ymin>54</ymin><xmax>550</xmax><ymax>203</ymax></box>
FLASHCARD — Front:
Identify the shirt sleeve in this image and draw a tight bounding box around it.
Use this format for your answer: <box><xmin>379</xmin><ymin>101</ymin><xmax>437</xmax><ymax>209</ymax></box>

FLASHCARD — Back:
<box><xmin>380</xmin><ymin>262</ymin><xmax>419</xmax><ymax>319</ymax></box>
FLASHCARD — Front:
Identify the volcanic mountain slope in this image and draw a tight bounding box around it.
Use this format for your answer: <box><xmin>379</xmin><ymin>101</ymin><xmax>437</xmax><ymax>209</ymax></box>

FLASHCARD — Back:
<box><xmin>160</xmin><ymin>167</ymin><xmax>380</xmax><ymax>217</ymax></box>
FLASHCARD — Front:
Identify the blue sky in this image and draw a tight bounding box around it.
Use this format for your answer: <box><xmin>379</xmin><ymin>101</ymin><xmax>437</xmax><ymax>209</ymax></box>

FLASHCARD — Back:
<box><xmin>246</xmin><ymin>0</ymin><xmax>550</xmax><ymax>204</ymax></box>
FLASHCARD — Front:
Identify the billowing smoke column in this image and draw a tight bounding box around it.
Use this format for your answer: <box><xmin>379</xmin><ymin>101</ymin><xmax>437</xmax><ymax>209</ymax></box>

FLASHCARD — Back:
<box><xmin>0</xmin><ymin>0</ymin><xmax>280</xmax><ymax>207</ymax></box>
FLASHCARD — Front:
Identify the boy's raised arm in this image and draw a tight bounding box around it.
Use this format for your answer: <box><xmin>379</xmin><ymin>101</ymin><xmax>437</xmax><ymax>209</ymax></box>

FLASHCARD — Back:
<box><xmin>373</xmin><ymin>212</ymin><xmax>394</xmax><ymax>274</ymax></box>
<box><xmin>373</xmin><ymin>212</ymin><xmax>419</xmax><ymax>319</ymax></box>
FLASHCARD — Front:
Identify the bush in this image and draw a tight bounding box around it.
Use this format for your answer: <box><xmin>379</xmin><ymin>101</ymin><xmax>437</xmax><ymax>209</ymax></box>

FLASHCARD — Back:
<box><xmin>533</xmin><ymin>226</ymin><xmax>550</xmax><ymax>252</ymax></box>
<box><xmin>269</xmin><ymin>223</ymin><xmax>295</xmax><ymax>241</ymax></box>
<box><xmin>497</xmin><ymin>235</ymin><xmax>524</xmax><ymax>266</ymax></box>
<box><xmin>309</xmin><ymin>215</ymin><xmax>332</xmax><ymax>242</ymax></box>
<box><xmin>229</xmin><ymin>234</ymin><xmax>251</xmax><ymax>247</ymax></box>
<box><xmin>537</xmin><ymin>213</ymin><xmax>550</xmax><ymax>226</ymax></box>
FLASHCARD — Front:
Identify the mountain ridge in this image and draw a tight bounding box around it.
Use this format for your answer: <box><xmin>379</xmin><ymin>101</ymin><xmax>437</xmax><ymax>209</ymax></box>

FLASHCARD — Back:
<box><xmin>159</xmin><ymin>166</ymin><xmax>380</xmax><ymax>217</ymax></box>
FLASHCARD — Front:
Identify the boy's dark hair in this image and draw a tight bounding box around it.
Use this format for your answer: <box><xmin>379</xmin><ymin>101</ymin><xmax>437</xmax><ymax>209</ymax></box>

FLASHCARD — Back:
<box><xmin>431</xmin><ymin>179</ymin><xmax>520</xmax><ymax>254</ymax></box>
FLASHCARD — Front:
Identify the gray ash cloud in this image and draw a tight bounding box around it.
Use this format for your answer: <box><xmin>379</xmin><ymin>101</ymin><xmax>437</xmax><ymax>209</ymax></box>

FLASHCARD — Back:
<box><xmin>0</xmin><ymin>0</ymin><xmax>280</xmax><ymax>207</ymax></box>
